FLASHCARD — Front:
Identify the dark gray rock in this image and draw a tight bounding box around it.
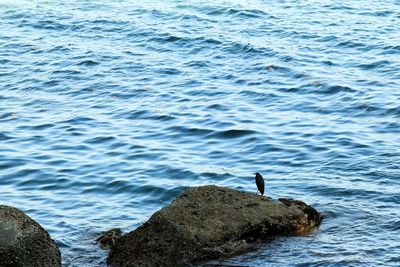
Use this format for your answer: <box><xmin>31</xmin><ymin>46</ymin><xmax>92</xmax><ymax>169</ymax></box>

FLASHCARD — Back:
<box><xmin>0</xmin><ymin>205</ymin><xmax>61</xmax><ymax>267</ymax></box>
<box><xmin>107</xmin><ymin>185</ymin><xmax>322</xmax><ymax>267</ymax></box>
<box><xmin>97</xmin><ymin>228</ymin><xmax>122</xmax><ymax>250</ymax></box>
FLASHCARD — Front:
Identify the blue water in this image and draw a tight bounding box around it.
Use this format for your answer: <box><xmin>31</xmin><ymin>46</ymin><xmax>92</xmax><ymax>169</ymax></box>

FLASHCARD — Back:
<box><xmin>1</xmin><ymin>0</ymin><xmax>400</xmax><ymax>266</ymax></box>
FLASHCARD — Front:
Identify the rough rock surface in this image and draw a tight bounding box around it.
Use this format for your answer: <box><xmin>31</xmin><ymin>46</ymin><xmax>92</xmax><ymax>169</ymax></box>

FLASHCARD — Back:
<box><xmin>107</xmin><ymin>185</ymin><xmax>322</xmax><ymax>267</ymax></box>
<box><xmin>0</xmin><ymin>205</ymin><xmax>61</xmax><ymax>267</ymax></box>
<box><xmin>97</xmin><ymin>228</ymin><xmax>122</xmax><ymax>250</ymax></box>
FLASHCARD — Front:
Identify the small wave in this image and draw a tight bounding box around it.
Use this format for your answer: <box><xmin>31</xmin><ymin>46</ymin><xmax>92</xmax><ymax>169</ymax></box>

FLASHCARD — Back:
<box><xmin>77</xmin><ymin>60</ymin><xmax>99</xmax><ymax>66</ymax></box>
<box><xmin>264</xmin><ymin>64</ymin><xmax>307</xmax><ymax>79</ymax></box>
<box><xmin>0</xmin><ymin>58</ymin><xmax>12</xmax><ymax>64</ymax></box>
<box><xmin>201</xmin><ymin>5</ymin><xmax>268</xmax><ymax>19</ymax></box>
<box><xmin>0</xmin><ymin>112</ymin><xmax>15</xmax><ymax>120</ymax></box>
<box><xmin>128</xmin><ymin>144</ymin><xmax>146</xmax><ymax>150</ymax></box>
<box><xmin>84</xmin><ymin>136</ymin><xmax>116</xmax><ymax>145</ymax></box>
<box><xmin>61</xmin><ymin>116</ymin><xmax>95</xmax><ymax>125</ymax></box>
<box><xmin>238</xmin><ymin>90</ymin><xmax>278</xmax><ymax>101</ymax></box>
<box><xmin>16</xmin><ymin>123</ymin><xmax>54</xmax><ymax>131</ymax></box>
<box><xmin>32</xmin><ymin>20</ymin><xmax>70</xmax><ymax>31</ymax></box>
<box><xmin>223</xmin><ymin>42</ymin><xmax>275</xmax><ymax>58</ymax></box>
<box><xmin>324</xmin><ymin>3</ymin><xmax>355</xmax><ymax>11</ymax></box>
<box><xmin>227</xmin><ymin>8</ymin><xmax>269</xmax><ymax>19</ymax></box>
<box><xmin>184</xmin><ymin>60</ymin><xmax>211</xmax><ymax>68</ymax></box>
<box><xmin>200</xmin><ymin>37</ymin><xmax>222</xmax><ymax>45</ymax></box>
<box><xmin>45</xmin><ymin>159</ymin><xmax>70</xmax><ymax>166</ymax></box>
<box><xmin>51</xmin><ymin>69</ymin><xmax>82</xmax><ymax>75</ymax></box>
<box><xmin>0</xmin><ymin>158</ymin><xmax>26</xmax><ymax>171</ymax></box>
<box><xmin>210</xmin><ymin>129</ymin><xmax>257</xmax><ymax>139</ymax></box>
<box><xmin>155</xmin><ymin>67</ymin><xmax>182</xmax><ymax>75</ymax></box>
<box><xmin>346</xmin><ymin>103</ymin><xmax>384</xmax><ymax>117</ymax></box>
<box><xmin>167</xmin><ymin>125</ymin><xmax>214</xmax><ymax>137</ymax></box>
<box><xmin>360</xmin><ymin>10</ymin><xmax>395</xmax><ymax>17</ymax></box>
<box><xmin>206</xmin><ymin>103</ymin><xmax>229</xmax><ymax>111</ymax></box>
<box><xmin>284</xmin><ymin>83</ymin><xmax>356</xmax><ymax>96</ymax></box>
<box><xmin>46</xmin><ymin>45</ymin><xmax>73</xmax><ymax>53</ymax></box>
<box><xmin>384</xmin><ymin>107</ymin><xmax>400</xmax><ymax>117</ymax></box>
<box><xmin>305</xmin><ymin>184</ymin><xmax>382</xmax><ymax>200</ymax></box>
<box><xmin>0</xmin><ymin>132</ymin><xmax>13</xmax><ymax>141</ymax></box>
<box><xmin>18</xmin><ymin>175</ymin><xmax>67</xmax><ymax>190</ymax></box>
<box><xmin>387</xmin><ymin>220</ymin><xmax>400</xmax><ymax>231</ymax></box>
<box><xmin>358</xmin><ymin>60</ymin><xmax>391</xmax><ymax>70</ymax></box>
<box><xmin>147</xmin><ymin>32</ymin><xmax>183</xmax><ymax>44</ymax></box>
<box><xmin>13</xmin><ymin>168</ymin><xmax>43</xmax><ymax>179</ymax></box>
<box><xmin>49</xmin><ymin>144</ymin><xmax>90</xmax><ymax>153</ymax></box>
<box><xmin>125</xmin><ymin>151</ymin><xmax>165</xmax><ymax>161</ymax></box>
<box><xmin>380</xmin><ymin>45</ymin><xmax>400</xmax><ymax>55</ymax></box>
<box><xmin>124</xmin><ymin>110</ymin><xmax>175</xmax><ymax>122</ymax></box>
<box><xmin>317</xmin><ymin>84</ymin><xmax>357</xmax><ymax>95</ymax></box>
<box><xmin>335</xmin><ymin>40</ymin><xmax>366</xmax><ymax>48</ymax></box>
<box><xmin>175</xmin><ymin>13</ymin><xmax>215</xmax><ymax>23</ymax></box>
<box><xmin>150</xmin><ymin>165</ymin><xmax>198</xmax><ymax>181</ymax></box>
<box><xmin>322</xmin><ymin>60</ymin><xmax>336</xmax><ymax>66</ymax></box>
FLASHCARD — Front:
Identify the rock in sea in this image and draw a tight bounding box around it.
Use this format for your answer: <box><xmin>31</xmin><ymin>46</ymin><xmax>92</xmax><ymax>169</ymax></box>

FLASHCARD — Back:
<box><xmin>0</xmin><ymin>205</ymin><xmax>61</xmax><ymax>267</ymax></box>
<box><xmin>97</xmin><ymin>228</ymin><xmax>122</xmax><ymax>250</ymax></box>
<box><xmin>107</xmin><ymin>185</ymin><xmax>322</xmax><ymax>267</ymax></box>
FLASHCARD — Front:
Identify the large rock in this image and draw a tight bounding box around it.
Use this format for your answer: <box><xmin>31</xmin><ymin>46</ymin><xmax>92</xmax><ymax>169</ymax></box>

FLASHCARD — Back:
<box><xmin>107</xmin><ymin>185</ymin><xmax>322</xmax><ymax>267</ymax></box>
<box><xmin>0</xmin><ymin>205</ymin><xmax>61</xmax><ymax>267</ymax></box>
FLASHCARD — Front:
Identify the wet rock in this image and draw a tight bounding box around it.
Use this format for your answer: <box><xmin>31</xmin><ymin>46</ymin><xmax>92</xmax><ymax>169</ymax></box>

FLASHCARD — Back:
<box><xmin>0</xmin><ymin>205</ymin><xmax>61</xmax><ymax>267</ymax></box>
<box><xmin>97</xmin><ymin>228</ymin><xmax>122</xmax><ymax>249</ymax></box>
<box><xmin>107</xmin><ymin>185</ymin><xmax>322</xmax><ymax>267</ymax></box>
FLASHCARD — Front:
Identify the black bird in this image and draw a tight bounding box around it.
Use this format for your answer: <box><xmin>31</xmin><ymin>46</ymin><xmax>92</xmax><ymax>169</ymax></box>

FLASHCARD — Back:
<box><xmin>255</xmin><ymin>172</ymin><xmax>265</xmax><ymax>195</ymax></box>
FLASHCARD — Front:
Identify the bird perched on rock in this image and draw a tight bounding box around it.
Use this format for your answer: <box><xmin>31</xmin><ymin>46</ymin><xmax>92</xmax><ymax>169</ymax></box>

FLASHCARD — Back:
<box><xmin>255</xmin><ymin>172</ymin><xmax>265</xmax><ymax>195</ymax></box>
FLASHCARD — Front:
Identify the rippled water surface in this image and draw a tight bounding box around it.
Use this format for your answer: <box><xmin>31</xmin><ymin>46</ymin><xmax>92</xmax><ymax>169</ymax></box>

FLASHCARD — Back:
<box><xmin>1</xmin><ymin>0</ymin><xmax>400</xmax><ymax>266</ymax></box>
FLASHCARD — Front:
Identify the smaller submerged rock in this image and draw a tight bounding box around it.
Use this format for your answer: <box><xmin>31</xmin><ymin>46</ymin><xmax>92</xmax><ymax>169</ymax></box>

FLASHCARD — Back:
<box><xmin>107</xmin><ymin>185</ymin><xmax>322</xmax><ymax>267</ymax></box>
<box><xmin>0</xmin><ymin>205</ymin><xmax>61</xmax><ymax>267</ymax></box>
<box><xmin>97</xmin><ymin>228</ymin><xmax>122</xmax><ymax>250</ymax></box>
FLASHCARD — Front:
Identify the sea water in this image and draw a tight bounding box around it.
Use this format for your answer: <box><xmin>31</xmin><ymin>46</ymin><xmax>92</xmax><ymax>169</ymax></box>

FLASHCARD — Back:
<box><xmin>1</xmin><ymin>0</ymin><xmax>399</xmax><ymax>266</ymax></box>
